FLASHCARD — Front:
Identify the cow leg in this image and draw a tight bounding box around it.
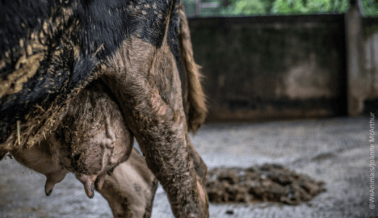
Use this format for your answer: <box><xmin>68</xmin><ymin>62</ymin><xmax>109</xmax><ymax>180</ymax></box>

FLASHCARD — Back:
<box><xmin>102</xmin><ymin>37</ymin><xmax>208</xmax><ymax>218</ymax></box>
<box><xmin>96</xmin><ymin>148</ymin><xmax>157</xmax><ymax>218</ymax></box>
<box><xmin>186</xmin><ymin>134</ymin><xmax>207</xmax><ymax>183</ymax></box>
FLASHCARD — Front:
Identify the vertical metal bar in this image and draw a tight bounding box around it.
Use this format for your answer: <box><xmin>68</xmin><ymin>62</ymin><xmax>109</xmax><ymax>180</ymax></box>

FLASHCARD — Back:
<box><xmin>357</xmin><ymin>0</ymin><xmax>364</xmax><ymax>15</ymax></box>
<box><xmin>345</xmin><ymin>0</ymin><xmax>363</xmax><ymax>115</ymax></box>
<box><xmin>195</xmin><ymin>0</ymin><xmax>201</xmax><ymax>17</ymax></box>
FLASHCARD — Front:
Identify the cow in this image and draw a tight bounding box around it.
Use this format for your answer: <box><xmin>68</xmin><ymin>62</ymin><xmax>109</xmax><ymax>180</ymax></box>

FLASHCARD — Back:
<box><xmin>0</xmin><ymin>0</ymin><xmax>208</xmax><ymax>217</ymax></box>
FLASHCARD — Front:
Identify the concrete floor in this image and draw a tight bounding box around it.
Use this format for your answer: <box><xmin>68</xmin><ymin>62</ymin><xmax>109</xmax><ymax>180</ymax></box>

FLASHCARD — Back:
<box><xmin>0</xmin><ymin>117</ymin><xmax>377</xmax><ymax>218</ymax></box>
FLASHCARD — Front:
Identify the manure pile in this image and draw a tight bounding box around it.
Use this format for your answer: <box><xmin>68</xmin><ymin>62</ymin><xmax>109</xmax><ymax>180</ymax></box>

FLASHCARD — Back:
<box><xmin>205</xmin><ymin>164</ymin><xmax>326</xmax><ymax>205</ymax></box>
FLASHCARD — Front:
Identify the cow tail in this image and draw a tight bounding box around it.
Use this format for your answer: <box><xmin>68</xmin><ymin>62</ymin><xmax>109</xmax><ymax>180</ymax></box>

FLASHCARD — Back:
<box><xmin>178</xmin><ymin>5</ymin><xmax>207</xmax><ymax>133</ymax></box>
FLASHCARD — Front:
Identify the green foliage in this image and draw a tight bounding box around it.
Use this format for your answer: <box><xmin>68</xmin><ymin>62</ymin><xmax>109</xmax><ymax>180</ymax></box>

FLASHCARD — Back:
<box><xmin>361</xmin><ymin>0</ymin><xmax>378</xmax><ymax>17</ymax></box>
<box><xmin>220</xmin><ymin>0</ymin><xmax>266</xmax><ymax>15</ymax></box>
<box><xmin>270</xmin><ymin>0</ymin><xmax>350</xmax><ymax>14</ymax></box>
<box><xmin>182</xmin><ymin>0</ymin><xmax>378</xmax><ymax>17</ymax></box>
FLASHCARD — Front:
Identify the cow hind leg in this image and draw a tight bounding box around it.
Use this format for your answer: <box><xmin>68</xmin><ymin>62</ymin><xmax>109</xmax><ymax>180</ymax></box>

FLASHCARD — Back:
<box><xmin>102</xmin><ymin>37</ymin><xmax>208</xmax><ymax>218</ymax></box>
<box><xmin>186</xmin><ymin>134</ymin><xmax>207</xmax><ymax>183</ymax></box>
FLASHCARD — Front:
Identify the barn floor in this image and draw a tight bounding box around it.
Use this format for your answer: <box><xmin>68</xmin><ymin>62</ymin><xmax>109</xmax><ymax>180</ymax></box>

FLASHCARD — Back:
<box><xmin>0</xmin><ymin>117</ymin><xmax>377</xmax><ymax>218</ymax></box>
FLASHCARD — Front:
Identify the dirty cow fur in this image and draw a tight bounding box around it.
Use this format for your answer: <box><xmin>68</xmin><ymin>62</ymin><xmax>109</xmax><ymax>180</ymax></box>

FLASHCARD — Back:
<box><xmin>0</xmin><ymin>0</ymin><xmax>208</xmax><ymax>217</ymax></box>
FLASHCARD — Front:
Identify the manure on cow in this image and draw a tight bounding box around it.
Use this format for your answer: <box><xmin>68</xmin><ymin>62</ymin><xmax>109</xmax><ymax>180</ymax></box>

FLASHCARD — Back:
<box><xmin>205</xmin><ymin>164</ymin><xmax>326</xmax><ymax>205</ymax></box>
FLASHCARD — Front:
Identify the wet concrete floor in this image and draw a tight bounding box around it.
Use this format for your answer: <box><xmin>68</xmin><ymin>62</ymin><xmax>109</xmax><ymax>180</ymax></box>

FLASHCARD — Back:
<box><xmin>0</xmin><ymin>117</ymin><xmax>377</xmax><ymax>218</ymax></box>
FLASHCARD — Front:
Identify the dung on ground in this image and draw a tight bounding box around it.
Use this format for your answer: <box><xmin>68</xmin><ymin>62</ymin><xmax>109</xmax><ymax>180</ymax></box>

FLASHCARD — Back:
<box><xmin>205</xmin><ymin>163</ymin><xmax>326</xmax><ymax>205</ymax></box>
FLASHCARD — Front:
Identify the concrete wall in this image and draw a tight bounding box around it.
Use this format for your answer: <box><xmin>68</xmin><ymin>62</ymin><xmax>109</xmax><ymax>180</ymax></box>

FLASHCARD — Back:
<box><xmin>188</xmin><ymin>15</ymin><xmax>348</xmax><ymax>122</ymax></box>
